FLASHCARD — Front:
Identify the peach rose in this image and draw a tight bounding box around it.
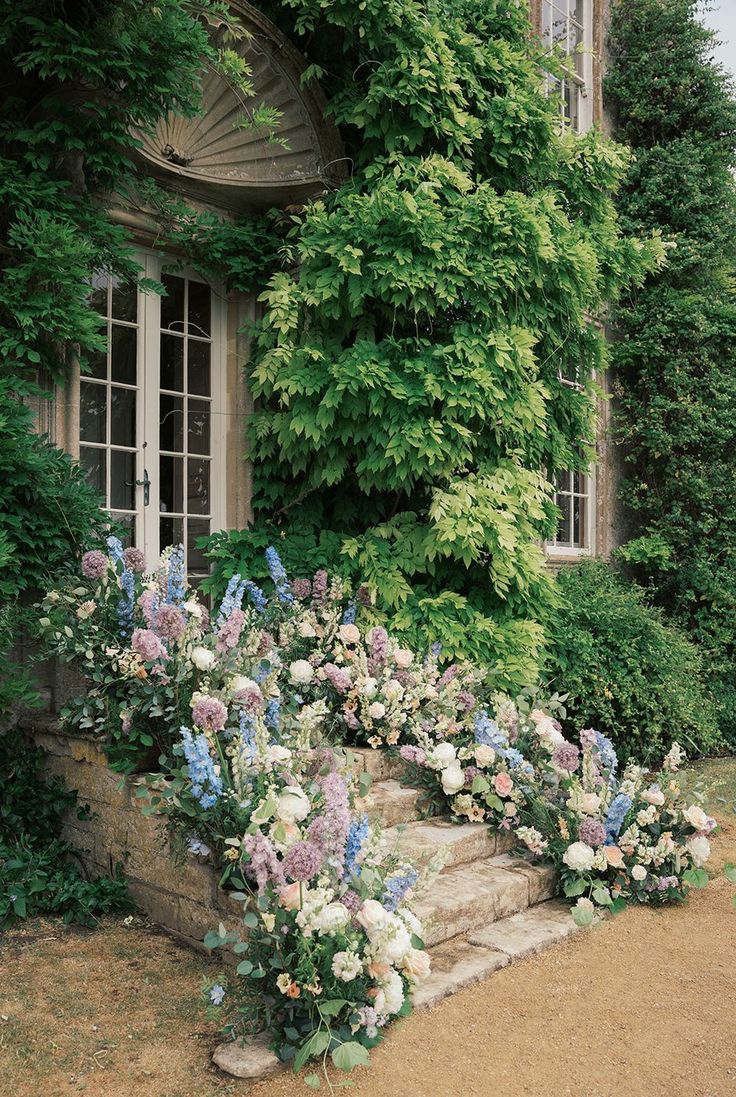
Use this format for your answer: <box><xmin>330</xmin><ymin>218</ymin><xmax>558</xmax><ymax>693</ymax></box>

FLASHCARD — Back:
<box><xmin>366</xmin><ymin>961</ymin><xmax>391</xmax><ymax>980</ymax></box>
<box><xmin>355</xmin><ymin>899</ymin><xmax>390</xmax><ymax>936</ymax></box>
<box><xmin>286</xmin><ymin>982</ymin><xmax>301</xmax><ymax>999</ymax></box>
<box><xmin>494</xmin><ymin>773</ymin><xmax>514</xmax><ymax>797</ymax></box>
<box><xmin>278</xmin><ymin>883</ymin><xmax>301</xmax><ymax>910</ymax></box>
<box><xmin>604</xmin><ymin>845</ymin><xmax>625</xmax><ymax>869</ymax></box>
<box><xmin>339</xmin><ymin>623</ymin><xmax>360</xmax><ymax>645</ymax></box>
<box><xmin>394</xmin><ymin>648</ymin><xmax>414</xmax><ymax>669</ymax></box>
<box><xmin>402</xmin><ymin>948</ymin><xmax>431</xmax><ymax>982</ymax></box>
<box><xmin>579</xmin><ymin>793</ymin><xmax>602</xmax><ymax>815</ymax></box>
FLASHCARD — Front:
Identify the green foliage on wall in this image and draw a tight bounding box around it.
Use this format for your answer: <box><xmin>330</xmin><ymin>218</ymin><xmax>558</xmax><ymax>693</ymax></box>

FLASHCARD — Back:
<box><xmin>606</xmin><ymin>0</ymin><xmax>736</xmax><ymax>743</ymax></box>
<box><xmin>545</xmin><ymin>561</ymin><xmax>722</xmax><ymax>764</ymax></box>
<box><xmin>218</xmin><ymin>0</ymin><xmax>662</xmax><ymax>689</ymax></box>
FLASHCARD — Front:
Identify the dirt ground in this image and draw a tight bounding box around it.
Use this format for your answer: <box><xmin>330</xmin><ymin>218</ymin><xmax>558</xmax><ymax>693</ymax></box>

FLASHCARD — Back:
<box><xmin>2</xmin><ymin>762</ymin><xmax>735</xmax><ymax>1097</ymax></box>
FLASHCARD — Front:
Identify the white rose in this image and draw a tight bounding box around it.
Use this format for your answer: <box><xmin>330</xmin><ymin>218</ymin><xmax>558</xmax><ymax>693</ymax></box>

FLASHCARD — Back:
<box><xmin>368</xmin><ymin>701</ymin><xmax>386</xmax><ymax>720</ymax></box>
<box><xmin>441</xmin><ymin>763</ymin><xmax>466</xmax><ymax>796</ymax></box>
<box><xmin>190</xmin><ymin>646</ymin><xmax>215</xmax><ymax>672</ymax></box>
<box><xmin>394</xmin><ymin>648</ymin><xmax>414</xmax><ymax>669</ymax></box>
<box><xmin>184</xmin><ymin>599</ymin><xmax>203</xmax><ymax>619</ymax></box>
<box><xmin>276</xmin><ymin>786</ymin><xmax>311</xmax><ymax>824</ymax></box>
<box><xmin>231</xmin><ymin>674</ymin><xmax>258</xmax><ymax>694</ymax></box>
<box><xmin>289</xmin><ymin>659</ymin><xmax>314</xmax><ymax>685</ymax></box>
<box><xmin>579</xmin><ymin>793</ymin><xmax>602</xmax><ymax>815</ymax></box>
<box><xmin>631</xmin><ymin>864</ymin><xmax>647</xmax><ymax>882</ymax></box>
<box><xmin>687</xmin><ymin>835</ymin><xmax>711</xmax><ymax>868</ymax></box>
<box><xmin>298</xmin><ymin>620</ymin><xmax>317</xmax><ymax>638</ymax></box>
<box><xmin>361</xmin><ymin>677</ymin><xmax>378</xmax><ymax>698</ymax></box>
<box><xmin>431</xmin><ymin>742</ymin><xmax>457</xmax><ymax>768</ymax></box>
<box><xmin>267</xmin><ymin>744</ymin><xmax>292</xmax><ymax>766</ymax></box>
<box><xmin>374</xmin><ymin>919</ymin><xmax>413</xmax><ymax>965</ymax></box>
<box><xmin>641</xmin><ymin>786</ymin><xmax>666</xmax><ymax>807</ymax></box>
<box><xmin>313</xmin><ymin>902</ymin><xmax>350</xmax><ymax>935</ymax></box>
<box><xmin>402</xmin><ymin>948</ymin><xmax>431</xmax><ymax>983</ymax></box>
<box><xmin>474</xmin><ymin>744</ymin><xmax>496</xmax><ymax>768</ymax></box>
<box><xmin>535</xmin><ymin>716</ymin><xmax>565</xmax><ymax>751</ymax></box>
<box><xmin>379</xmin><ymin>970</ymin><xmax>405</xmax><ymax>1015</ymax></box>
<box><xmin>683</xmin><ymin>804</ymin><xmax>709</xmax><ymax>831</ymax></box>
<box><xmin>339</xmin><ymin>623</ymin><xmax>360</xmax><ymax>645</ymax></box>
<box><xmin>355</xmin><ymin>899</ymin><xmax>390</xmax><ymax>937</ymax></box>
<box><xmin>562</xmin><ymin>841</ymin><xmax>596</xmax><ymax>872</ymax></box>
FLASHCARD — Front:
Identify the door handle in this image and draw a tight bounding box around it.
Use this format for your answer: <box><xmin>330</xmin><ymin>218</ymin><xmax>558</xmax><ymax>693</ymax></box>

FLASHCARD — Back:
<box><xmin>125</xmin><ymin>468</ymin><xmax>151</xmax><ymax>506</ymax></box>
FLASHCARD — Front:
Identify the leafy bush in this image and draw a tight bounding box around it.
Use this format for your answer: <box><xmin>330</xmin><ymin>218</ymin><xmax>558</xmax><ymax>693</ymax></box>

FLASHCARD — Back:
<box><xmin>0</xmin><ymin>728</ymin><xmax>132</xmax><ymax>929</ymax></box>
<box><xmin>544</xmin><ymin>562</ymin><xmax>721</xmax><ymax>763</ymax></box>
<box><xmin>606</xmin><ymin>0</ymin><xmax>736</xmax><ymax>744</ymax></box>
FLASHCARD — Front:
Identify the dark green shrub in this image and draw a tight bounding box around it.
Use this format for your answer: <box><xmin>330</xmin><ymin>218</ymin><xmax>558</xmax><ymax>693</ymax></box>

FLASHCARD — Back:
<box><xmin>0</xmin><ymin>728</ymin><xmax>133</xmax><ymax>928</ymax></box>
<box><xmin>544</xmin><ymin>561</ymin><xmax>721</xmax><ymax>764</ymax></box>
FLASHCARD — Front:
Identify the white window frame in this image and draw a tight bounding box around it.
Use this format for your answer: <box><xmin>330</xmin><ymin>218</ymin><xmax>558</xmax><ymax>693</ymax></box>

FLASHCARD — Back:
<box><xmin>541</xmin><ymin>0</ymin><xmax>595</xmax><ymax>135</ymax></box>
<box><xmin>546</xmin><ymin>459</ymin><xmax>596</xmax><ymax>558</ymax></box>
<box><xmin>82</xmin><ymin>249</ymin><xmax>227</xmax><ymax>576</ymax></box>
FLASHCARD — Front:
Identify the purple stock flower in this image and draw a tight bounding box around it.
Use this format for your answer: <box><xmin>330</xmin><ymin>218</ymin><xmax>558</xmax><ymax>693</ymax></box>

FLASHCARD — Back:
<box><xmin>242</xmin><ymin>832</ymin><xmax>285</xmax><ymax>893</ymax></box>
<box><xmin>81</xmin><ymin>550</ymin><xmax>108</xmax><ymax>579</ymax></box>
<box><xmin>311</xmin><ymin>569</ymin><xmax>328</xmax><ymax>603</ymax></box>
<box><xmin>456</xmin><ymin>690</ymin><xmax>476</xmax><ymax>713</ymax></box>
<box><xmin>399</xmin><ymin>744</ymin><xmax>427</xmax><ymax>766</ymax></box>
<box><xmin>283</xmin><ymin>840</ymin><xmax>325</xmax><ymax>882</ymax></box>
<box><xmin>306</xmin><ymin>771</ymin><xmax>351</xmax><ymax>867</ymax></box>
<box><xmin>216</xmin><ymin>607</ymin><xmax>246</xmax><ymax>652</ymax></box>
<box><xmin>324</xmin><ymin>663</ymin><xmax>352</xmax><ymax>692</ymax></box>
<box><xmin>578</xmin><ymin>817</ymin><xmax>607</xmax><ymax>847</ymax></box>
<box><xmin>131</xmin><ymin>628</ymin><xmax>167</xmax><ymax>662</ymax></box>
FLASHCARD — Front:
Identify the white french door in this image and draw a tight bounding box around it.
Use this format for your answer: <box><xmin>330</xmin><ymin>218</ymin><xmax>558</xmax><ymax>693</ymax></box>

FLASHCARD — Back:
<box><xmin>80</xmin><ymin>252</ymin><xmax>227</xmax><ymax>587</ymax></box>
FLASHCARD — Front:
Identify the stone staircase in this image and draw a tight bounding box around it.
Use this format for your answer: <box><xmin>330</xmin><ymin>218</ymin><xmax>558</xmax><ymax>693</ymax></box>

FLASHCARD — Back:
<box><xmin>358</xmin><ymin>749</ymin><xmax>582</xmax><ymax>1010</ymax></box>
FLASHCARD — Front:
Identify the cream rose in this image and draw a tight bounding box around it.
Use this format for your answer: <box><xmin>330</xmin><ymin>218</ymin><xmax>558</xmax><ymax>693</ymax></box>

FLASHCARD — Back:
<box><xmin>289</xmin><ymin>659</ymin><xmax>314</xmax><ymax>685</ymax></box>
<box><xmin>431</xmin><ymin>742</ymin><xmax>457</xmax><ymax>768</ymax></box>
<box><xmin>687</xmin><ymin>835</ymin><xmax>711</xmax><ymax>868</ymax></box>
<box><xmin>267</xmin><ymin>744</ymin><xmax>292</xmax><ymax>766</ymax></box>
<box><xmin>562</xmin><ymin>841</ymin><xmax>596</xmax><ymax>872</ymax></box>
<box><xmin>277</xmin><ymin>786</ymin><xmax>311</xmax><ymax>824</ymax></box>
<box><xmin>683</xmin><ymin>804</ymin><xmax>709</xmax><ymax>831</ymax></box>
<box><xmin>368</xmin><ymin>701</ymin><xmax>386</xmax><ymax>720</ymax></box>
<box><xmin>641</xmin><ymin>786</ymin><xmax>666</xmax><ymax>806</ymax></box>
<box><xmin>631</xmin><ymin>864</ymin><xmax>647</xmax><ymax>882</ymax></box>
<box><xmin>190</xmin><ymin>646</ymin><xmax>215</xmax><ymax>672</ymax></box>
<box><xmin>474</xmin><ymin>744</ymin><xmax>496</xmax><ymax>768</ymax></box>
<box><xmin>402</xmin><ymin>948</ymin><xmax>431</xmax><ymax>982</ymax></box>
<box><xmin>355</xmin><ymin>899</ymin><xmax>390</xmax><ymax>936</ymax></box>
<box><xmin>298</xmin><ymin>620</ymin><xmax>317</xmax><ymax>638</ymax></box>
<box><xmin>441</xmin><ymin>763</ymin><xmax>465</xmax><ymax>796</ymax></box>
<box><xmin>579</xmin><ymin>793</ymin><xmax>602</xmax><ymax>815</ymax></box>
<box><xmin>394</xmin><ymin>648</ymin><xmax>414</xmax><ymax>669</ymax></box>
<box><xmin>339</xmin><ymin>623</ymin><xmax>360</xmax><ymax>645</ymax></box>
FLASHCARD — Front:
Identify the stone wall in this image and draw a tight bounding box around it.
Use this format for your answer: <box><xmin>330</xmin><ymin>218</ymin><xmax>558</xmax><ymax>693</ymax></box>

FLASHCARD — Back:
<box><xmin>24</xmin><ymin>716</ymin><xmax>242</xmax><ymax>953</ymax></box>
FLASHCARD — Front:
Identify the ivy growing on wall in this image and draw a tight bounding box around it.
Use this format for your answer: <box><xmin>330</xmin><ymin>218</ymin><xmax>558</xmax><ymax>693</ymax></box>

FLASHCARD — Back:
<box><xmin>210</xmin><ymin>0</ymin><xmax>662</xmax><ymax>689</ymax></box>
<box><xmin>606</xmin><ymin>0</ymin><xmax>736</xmax><ymax>743</ymax></box>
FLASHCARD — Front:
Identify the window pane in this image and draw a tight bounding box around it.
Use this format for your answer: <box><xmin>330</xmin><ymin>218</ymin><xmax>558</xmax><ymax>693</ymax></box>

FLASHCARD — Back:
<box><xmin>160</xmin><ymin>455</ymin><xmax>184</xmax><ymax>514</ymax></box>
<box><xmin>161</xmin><ymin>273</ymin><xmax>185</xmax><ymax>332</ymax></box>
<box><xmin>160</xmin><ymin>515</ymin><xmax>184</xmax><ymax>554</ymax></box>
<box><xmin>187</xmin><ymin>518</ymin><xmax>210</xmax><ymax>578</ymax></box>
<box><xmin>110</xmin><ymin>386</ymin><xmax>136</xmax><ymax>448</ymax></box>
<box><xmin>188</xmin><ymin>400</ymin><xmax>210</xmax><ymax>456</ymax></box>
<box><xmin>90</xmin><ymin>271</ymin><xmax>108</xmax><ymax>315</ymax></box>
<box><xmin>80</xmin><ymin>446</ymin><xmax>106</xmax><ymax>498</ymax></box>
<box><xmin>80</xmin><ymin>382</ymin><xmax>106</xmax><ymax>443</ymax></box>
<box><xmin>557</xmin><ymin>493</ymin><xmax>571</xmax><ymax>545</ymax></box>
<box><xmin>187</xmin><ymin>457</ymin><xmax>210</xmax><ymax>515</ymax></box>
<box><xmin>110</xmin><ymin>513</ymin><xmax>136</xmax><ymax>547</ymax></box>
<box><xmin>110</xmin><ymin>450</ymin><xmax>135</xmax><ymax>511</ymax></box>
<box><xmin>160</xmin><ymin>394</ymin><xmax>184</xmax><ymax>452</ymax></box>
<box><xmin>111</xmin><ymin>324</ymin><xmax>137</xmax><ymax>385</ymax></box>
<box><xmin>111</xmin><ymin>278</ymin><xmax>137</xmax><ymax>323</ymax></box>
<box><xmin>188</xmin><ymin>340</ymin><xmax>211</xmax><ymax>396</ymax></box>
<box><xmin>160</xmin><ymin>333</ymin><xmax>184</xmax><ymax>392</ymax></box>
<box><xmin>573</xmin><ymin>494</ymin><xmax>586</xmax><ymax>547</ymax></box>
<box><xmin>188</xmin><ymin>280</ymin><xmax>211</xmax><ymax>337</ymax></box>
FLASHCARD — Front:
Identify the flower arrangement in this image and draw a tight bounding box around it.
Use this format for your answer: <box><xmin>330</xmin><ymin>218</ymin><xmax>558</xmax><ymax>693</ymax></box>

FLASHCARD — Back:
<box><xmin>199</xmin><ymin>762</ymin><xmax>431</xmax><ymax>1078</ymax></box>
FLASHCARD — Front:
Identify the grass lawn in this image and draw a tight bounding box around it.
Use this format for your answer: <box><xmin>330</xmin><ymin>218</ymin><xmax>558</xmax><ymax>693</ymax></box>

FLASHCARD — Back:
<box><xmin>1</xmin><ymin>761</ymin><xmax>734</xmax><ymax>1097</ymax></box>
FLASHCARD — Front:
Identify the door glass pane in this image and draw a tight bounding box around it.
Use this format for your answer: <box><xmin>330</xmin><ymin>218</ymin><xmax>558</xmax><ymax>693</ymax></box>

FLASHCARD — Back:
<box><xmin>110</xmin><ymin>451</ymin><xmax>135</xmax><ymax>511</ymax></box>
<box><xmin>160</xmin><ymin>515</ymin><xmax>184</xmax><ymax>553</ymax></box>
<box><xmin>111</xmin><ymin>324</ymin><xmax>137</xmax><ymax>384</ymax></box>
<box><xmin>161</xmin><ymin>274</ymin><xmax>185</xmax><ymax>332</ymax></box>
<box><xmin>111</xmin><ymin>387</ymin><xmax>136</xmax><ymax>447</ymax></box>
<box><xmin>160</xmin><ymin>395</ymin><xmax>184</xmax><ymax>452</ymax></box>
<box><xmin>80</xmin><ymin>382</ymin><xmax>106</xmax><ymax>443</ymax></box>
<box><xmin>160</xmin><ymin>334</ymin><xmax>184</xmax><ymax>392</ymax></box>
<box><xmin>110</xmin><ymin>513</ymin><xmax>136</xmax><ymax>547</ymax></box>
<box><xmin>187</xmin><ymin>458</ymin><xmax>210</xmax><ymax>515</ymax></box>
<box><xmin>160</xmin><ymin>455</ymin><xmax>184</xmax><ymax>514</ymax></box>
<box><xmin>187</xmin><ymin>518</ymin><xmax>211</xmax><ymax>578</ymax></box>
<box><xmin>188</xmin><ymin>340</ymin><xmax>210</xmax><ymax>396</ymax></box>
<box><xmin>111</xmin><ymin>278</ymin><xmax>138</xmax><ymax>323</ymax></box>
<box><xmin>188</xmin><ymin>280</ymin><xmax>211</xmax><ymax>337</ymax></box>
<box><xmin>90</xmin><ymin>271</ymin><xmax>108</xmax><ymax>314</ymax></box>
<box><xmin>80</xmin><ymin>446</ymin><xmax>106</xmax><ymax>497</ymax></box>
<box><xmin>188</xmin><ymin>400</ymin><xmax>210</xmax><ymax>456</ymax></box>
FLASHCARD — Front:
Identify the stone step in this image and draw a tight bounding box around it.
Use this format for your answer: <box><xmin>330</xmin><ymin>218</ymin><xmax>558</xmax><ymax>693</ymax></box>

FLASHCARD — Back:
<box><xmin>346</xmin><ymin>747</ymin><xmax>406</xmax><ymax>783</ymax></box>
<box><xmin>364</xmin><ymin>779</ymin><xmax>422</xmax><ymax>827</ymax></box>
<box><xmin>413</xmin><ymin>853</ymin><xmax>557</xmax><ymax>948</ymax></box>
<box><xmin>384</xmin><ymin>817</ymin><xmax>514</xmax><ymax>871</ymax></box>
<box><xmin>414</xmin><ymin>900</ymin><xmax>582</xmax><ymax>1010</ymax></box>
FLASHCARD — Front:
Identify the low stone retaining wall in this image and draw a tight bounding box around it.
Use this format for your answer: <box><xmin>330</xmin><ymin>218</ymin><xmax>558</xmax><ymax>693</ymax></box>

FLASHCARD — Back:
<box><xmin>25</xmin><ymin>717</ymin><xmax>241</xmax><ymax>952</ymax></box>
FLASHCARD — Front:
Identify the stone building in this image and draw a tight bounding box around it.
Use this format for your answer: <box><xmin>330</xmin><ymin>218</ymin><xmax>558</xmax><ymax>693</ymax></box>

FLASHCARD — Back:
<box><xmin>38</xmin><ymin>0</ymin><xmax>618</xmax><ymax>592</ymax></box>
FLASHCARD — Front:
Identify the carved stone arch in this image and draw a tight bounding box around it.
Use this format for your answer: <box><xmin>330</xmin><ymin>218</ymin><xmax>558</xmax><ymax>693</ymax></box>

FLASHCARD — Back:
<box><xmin>136</xmin><ymin>0</ymin><xmax>345</xmax><ymax>212</ymax></box>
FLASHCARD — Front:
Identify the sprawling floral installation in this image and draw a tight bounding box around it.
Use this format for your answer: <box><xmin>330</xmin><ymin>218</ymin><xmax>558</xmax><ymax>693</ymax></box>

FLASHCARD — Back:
<box><xmin>39</xmin><ymin>540</ymin><xmax>718</xmax><ymax>1073</ymax></box>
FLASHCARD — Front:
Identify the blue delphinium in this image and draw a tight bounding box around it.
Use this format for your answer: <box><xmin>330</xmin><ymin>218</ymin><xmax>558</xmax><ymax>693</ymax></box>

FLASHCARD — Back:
<box><xmin>243</xmin><ymin>578</ymin><xmax>267</xmax><ymax>613</ymax></box>
<box><xmin>265</xmin><ymin>697</ymin><xmax>280</xmax><ymax>731</ymax></box>
<box><xmin>217</xmin><ymin>573</ymin><xmax>246</xmax><ymax>625</ymax></box>
<box><xmin>474</xmin><ymin>712</ymin><xmax>507</xmax><ymax>750</ymax></box>
<box><xmin>595</xmin><ymin>731</ymin><xmax>618</xmax><ymax>777</ymax></box>
<box><xmin>383</xmin><ymin>866</ymin><xmax>419</xmax><ymax>913</ymax></box>
<box><xmin>604</xmin><ymin>793</ymin><xmax>632</xmax><ymax>843</ymax></box>
<box><xmin>342</xmin><ymin>601</ymin><xmax>356</xmax><ymax>625</ymax></box>
<box><xmin>180</xmin><ymin>726</ymin><xmax>223</xmax><ymax>809</ymax></box>
<box><xmin>106</xmin><ymin>535</ymin><xmax>124</xmax><ymax>565</ymax></box>
<box><xmin>166</xmin><ymin>544</ymin><xmax>186</xmax><ymax>604</ymax></box>
<box><xmin>430</xmin><ymin>641</ymin><xmax>443</xmax><ymax>657</ymax></box>
<box><xmin>344</xmin><ymin>814</ymin><xmax>369</xmax><ymax>878</ymax></box>
<box><xmin>117</xmin><ymin>567</ymin><xmax>135</xmax><ymax>639</ymax></box>
<box><xmin>238</xmin><ymin>710</ymin><xmax>257</xmax><ymax>764</ymax></box>
<box><xmin>265</xmin><ymin>545</ymin><xmax>294</xmax><ymax>604</ymax></box>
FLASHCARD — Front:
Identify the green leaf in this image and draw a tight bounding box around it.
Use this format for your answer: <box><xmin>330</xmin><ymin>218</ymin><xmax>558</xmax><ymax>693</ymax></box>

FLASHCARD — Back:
<box><xmin>330</xmin><ymin>1042</ymin><xmax>370</xmax><ymax>1072</ymax></box>
<box><xmin>318</xmin><ymin>998</ymin><xmax>349</xmax><ymax>1017</ymax></box>
<box><xmin>236</xmin><ymin>960</ymin><xmax>254</xmax><ymax>976</ymax></box>
<box><xmin>723</xmin><ymin>864</ymin><xmax>736</xmax><ymax>884</ymax></box>
<box><xmin>304</xmin><ymin>1074</ymin><xmax>321</xmax><ymax>1089</ymax></box>
<box><xmin>571</xmin><ymin>905</ymin><xmax>594</xmax><ymax>928</ymax></box>
<box><xmin>563</xmin><ymin>877</ymin><xmax>588</xmax><ymax>898</ymax></box>
<box><xmin>683</xmin><ymin>868</ymin><xmax>709</xmax><ymax>889</ymax></box>
<box><xmin>294</xmin><ymin>1030</ymin><xmax>330</xmax><ymax>1072</ymax></box>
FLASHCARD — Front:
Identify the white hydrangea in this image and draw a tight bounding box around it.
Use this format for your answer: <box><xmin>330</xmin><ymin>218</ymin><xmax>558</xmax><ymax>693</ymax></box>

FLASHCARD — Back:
<box><xmin>331</xmin><ymin>949</ymin><xmax>363</xmax><ymax>982</ymax></box>
<box><xmin>289</xmin><ymin>659</ymin><xmax>314</xmax><ymax>685</ymax></box>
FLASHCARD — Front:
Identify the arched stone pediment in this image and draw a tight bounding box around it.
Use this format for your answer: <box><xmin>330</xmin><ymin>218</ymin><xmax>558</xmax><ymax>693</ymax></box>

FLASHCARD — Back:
<box><xmin>137</xmin><ymin>1</ymin><xmax>345</xmax><ymax>211</ymax></box>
